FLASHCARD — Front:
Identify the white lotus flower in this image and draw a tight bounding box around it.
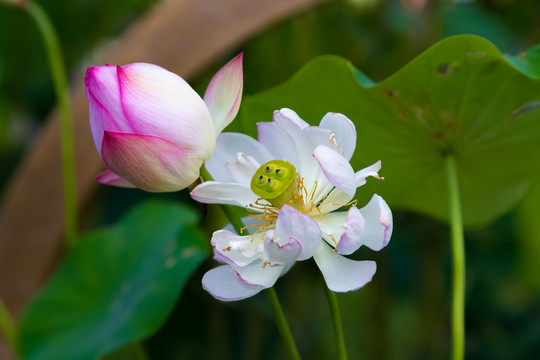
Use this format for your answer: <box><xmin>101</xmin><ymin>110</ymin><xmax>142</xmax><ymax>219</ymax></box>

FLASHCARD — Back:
<box><xmin>191</xmin><ymin>108</ymin><xmax>392</xmax><ymax>301</ymax></box>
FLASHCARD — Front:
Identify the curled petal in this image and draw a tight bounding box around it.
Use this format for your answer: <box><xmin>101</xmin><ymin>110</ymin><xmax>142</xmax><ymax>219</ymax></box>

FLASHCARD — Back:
<box><xmin>319</xmin><ymin>112</ymin><xmax>357</xmax><ymax>161</ymax></box>
<box><xmin>318</xmin><ymin>207</ymin><xmax>366</xmax><ymax>255</ymax></box>
<box><xmin>264</xmin><ymin>230</ymin><xmax>302</xmax><ymax>265</ymax></box>
<box><xmin>202</xmin><ymin>265</ymin><xmax>264</xmax><ymax>301</ymax></box>
<box><xmin>204</xmin><ymin>53</ymin><xmax>244</xmax><ymax>134</ymax></box>
<box><xmin>276</xmin><ymin>205</ymin><xmax>321</xmax><ymax>261</ymax></box>
<box><xmin>358</xmin><ymin>194</ymin><xmax>393</xmax><ymax>251</ymax></box>
<box><xmin>337</xmin><ymin>207</ymin><xmax>366</xmax><ymax>255</ymax></box>
<box><xmin>95</xmin><ymin>169</ymin><xmax>135</xmax><ymax>188</ymax></box>
<box><xmin>212</xmin><ymin>230</ymin><xmax>259</xmax><ymax>267</ymax></box>
<box><xmin>356</xmin><ymin>160</ymin><xmax>382</xmax><ymax>187</ymax></box>
<box><xmin>313</xmin><ymin>145</ymin><xmax>356</xmax><ymax>197</ymax></box>
<box><xmin>101</xmin><ymin>131</ymin><xmax>199</xmax><ymax>192</ymax></box>
<box><xmin>190</xmin><ymin>181</ymin><xmax>260</xmax><ymax>208</ymax></box>
<box><xmin>314</xmin><ymin>244</ymin><xmax>376</xmax><ymax>292</ymax></box>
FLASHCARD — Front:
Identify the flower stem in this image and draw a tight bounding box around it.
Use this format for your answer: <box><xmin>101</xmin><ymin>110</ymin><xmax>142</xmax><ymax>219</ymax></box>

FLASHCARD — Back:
<box><xmin>324</xmin><ymin>287</ymin><xmax>348</xmax><ymax>360</ymax></box>
<box><xmin>199</xmin><ymin>166</ymin><xmax>301</xmax><ymax>360</ymax></box>
<box><xmin>264</xmin><ymin>288</ymin><xmax>301</xmax><ymax>360</ymax></box>
<box><xmin>445</xmin><ymin>155</ymin><xmax>465</xmax><ymax>360</ymax></box>
<box><xmin>0</xmin><ymin>297</ymin><xmax>18</xmax><ymax>358</ymax></box>
<box><xmin>24</xmin><ymin>0</ymin><xmax>78</xmax><ymax>247</ymax></box>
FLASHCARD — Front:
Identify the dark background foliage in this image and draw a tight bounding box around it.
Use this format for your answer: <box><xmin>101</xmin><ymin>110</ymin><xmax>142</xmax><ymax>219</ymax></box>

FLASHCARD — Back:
<box><xmin>1</xmin><ymin>0</ymin><xmax>540</xmax><ymax>358</ymax></box>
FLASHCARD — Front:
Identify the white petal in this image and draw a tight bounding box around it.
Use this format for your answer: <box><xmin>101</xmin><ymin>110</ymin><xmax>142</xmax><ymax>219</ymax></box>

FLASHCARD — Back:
<box><xmin>336</xmin><ymin>207</ymin><xmax>365</xmax><ymax>255</ymax></box>
<box><xmin>205</xmin><ymin>132</ymin><xmax>272</xmax><ymax>183</ymax></box>
<box><xmin>356</xmin><ymin>160</ymin><xmax>382</xmax><ymax>187</ymax></box>
<box><xmin>225</xmin><ymin>153</ymin><xmax>260</xmax><ymax>186</ymax></box>
<box><xmin>273</xmin><ymin>110</ymin><xmax>319</xmax><ymax>189</ymax></box>
<box><xmin>190</xmin><ymin>181</ymin><xmax>258</xmax><ymax>208</ymax></box>
<box><xmin>303</xmin><ymin>126</ymin><xmax>342</xmax><ymax>154</ymax></box>
<box><xmin>257</xmin><ymin>121</ymin><xmax>299</xmax><ymax>168</ymax></box>
<box><xmin>276</xmin><ymin>205</ymin><xmax>321</xmax><ymax>261</ymax></box>
<box><xmin>314</xmin><ymin>244</ymin><xmax>376</xmax><ymax>292</ymax></box>
<box><xmin>319</xmin><ymin>112</ymin><xmax>357</xmax><ymax>161</ymax></box>
<box><xmin>317</xmin><ymin>207</ymin><xmax>366</xmax><ymax>255</ymax></box>
<box><xmin>313</xmin><ymin>145</ymin><xmax>356</xmax><ymax>197</ymax></box>
<box><xmin>202</xmin><ymin>265</ymin><xmax>264</xmax><ymax>301</ymax></box>
<box><xmin>274</xmin><ymin>108</ymin><xmax>309</xmax><ymax>129</ymax></box>
<box><xmin>233</xmin><ymin>260</ymin><xmax>285</xmax><ymax>287</ymax></box>
<box><xmin>358</xmin><ymin>194</ymin><xmax>393</xmax><ymax>251</ymax></box>
<box><xmin>316</xmin><ymin>188</ymin><xmax>354</xmax><ymax>214</ymax></box>
<box><xmin>264</xmin><ymin>230</ymin><xmax>302</xmax><ymax>265</ymax></box>
<box><xmin>212</xmin><ymin>230</ymin><xmax>260</xmax><ymax>267</ymax></box>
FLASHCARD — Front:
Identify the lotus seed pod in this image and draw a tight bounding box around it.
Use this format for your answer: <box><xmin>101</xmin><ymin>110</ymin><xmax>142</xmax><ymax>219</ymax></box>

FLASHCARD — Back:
<box><xmin>250</xmin><ymin>160</ymin><xmax>297</xmax><ymax>208</ymax></box>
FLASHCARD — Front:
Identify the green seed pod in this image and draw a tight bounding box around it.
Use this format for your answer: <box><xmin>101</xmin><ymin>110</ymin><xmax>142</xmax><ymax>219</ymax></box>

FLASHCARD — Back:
<box><xmin>250</xmin><ymin>160</ymin><xmax>297</xmax><ymax>208</ymax></box>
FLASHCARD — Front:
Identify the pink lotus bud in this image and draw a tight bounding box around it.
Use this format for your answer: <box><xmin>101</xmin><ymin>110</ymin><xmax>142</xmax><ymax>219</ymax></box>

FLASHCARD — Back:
<box><xmin>85</xmin><ymin>54</ymin><xmax>243</xmax><ymax>192</ymax></box>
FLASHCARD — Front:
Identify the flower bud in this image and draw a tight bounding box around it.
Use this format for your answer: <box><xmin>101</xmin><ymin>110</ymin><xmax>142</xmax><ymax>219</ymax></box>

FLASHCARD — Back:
<box><xmin>85</xmin><ymin>54</ymin><xmax>243</xmax><ymax>192</ymax></box>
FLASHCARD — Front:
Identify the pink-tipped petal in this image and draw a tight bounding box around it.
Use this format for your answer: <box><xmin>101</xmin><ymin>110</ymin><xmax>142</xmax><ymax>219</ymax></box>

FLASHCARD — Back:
<box><xmin>314</xmin><ymin>244</ymin><xmax>377</xmax><ymax>292</ymax></box>
<box><xmin>313</xmin><ymin>145</ymin><xmax>356</xmax><ymax>197</ymax></box>
<box><xmin>276</xmin><ymin>205</ymin><xmax>321</xmax><ymax>261</ymax></box>
<box><xmin>336</xmin><ymin>207</ymin><xmax>366</xmax><ymax>255</ymax></box>
<box><xmin>117</xmin><ymin>63</ymin><xmax>215</xmax><ymax>161</ymax></box>
<box><xmin>85</xmin><ymin>66</ymin><xmax>132</xmax><ymax>153</ymax></box>
<box><xmin>319</xmin><ymin>112</ymin><xmax>357</xmax><ymax>161</ymax></box>
<box><xmin>190</xmin><ymin>181</ymin><xmax>259</xmax><ymax>208</ymax></box>
<box><xmin>356</xmin><ymin>160</ymin><xmax>382</xmax><ymax>187</ymax></box>
<box><xmin>204</xmin><ymin>53</ymin><xmax>244</xmax><ymax>134</ymax></box>
<box><xmin>202</xmin><ymin>265</ymin><xmax>264</xmax><ymax>301</ymax></box>
<box><xmin>101</xmin><ymin>131</ymin><xmax>199</xmax><ymax>192</ymax></box>
<box><xmin>95</xmin><ymin>169</ymin><xmax>135</xmax><ymax>188</ymax></box>
<box><xmin>358</xmin><ymin>194</ymin><xmax>393</xmax><ymax>251</ymax></box>
<box><xmin>264</xmin><ymin>230</ymin><xmax>302</xmax><ymax>265</ymax></box>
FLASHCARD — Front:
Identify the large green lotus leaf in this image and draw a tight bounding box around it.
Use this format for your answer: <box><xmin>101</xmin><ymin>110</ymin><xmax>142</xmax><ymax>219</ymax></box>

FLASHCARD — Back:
<box><xmin>19</xmin><ymin>201</ymin><xmax>208</xmax><ymax>360</ymax></box>
<box><xmin>237</xmin><ymin>35</ymin><xmax>540</xmax><ymax>226</ymax></box>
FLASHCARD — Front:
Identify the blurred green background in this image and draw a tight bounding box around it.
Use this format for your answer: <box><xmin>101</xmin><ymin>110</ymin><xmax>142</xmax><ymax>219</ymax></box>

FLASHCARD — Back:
<box><xmin>1</xmin><ymin>0</ymin><xmax>540</xmax><ymax>358</ymax></box>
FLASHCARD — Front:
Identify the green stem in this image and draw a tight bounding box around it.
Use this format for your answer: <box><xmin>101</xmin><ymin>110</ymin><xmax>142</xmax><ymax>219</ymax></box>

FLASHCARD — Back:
<box><xmin>265</xmin><ymin>288</ymin><xmax>301</xmax><ymax>360</ymax></box>
<box><xmin>24</xmin><ymin>0</ymin><xmax>78</xmax><ymax>246</ymax></box>
<box><xmin>0</xmin><ymin>297</ymin><xmax>18</xmax><ymax>358</ymax></box>
<box><xmin>199</xmin><ymin>166</ymin><xmax>301</xmax><ymax>360</ymax></box>
<box><xmin>446</xmin><ymin>155</ymin><xmax>465</xmax><ymax>360</ymax></box>
<box><xmin>324</xmin><ymin>287</ymin><xmax>348</xmax><ymax>360</ymax></box>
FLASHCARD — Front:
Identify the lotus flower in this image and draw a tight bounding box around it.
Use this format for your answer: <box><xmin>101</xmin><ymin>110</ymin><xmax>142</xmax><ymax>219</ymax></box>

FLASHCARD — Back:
<box><xmin>191</xmin><ymin>109</ymin><xmax>392</xmax><ymax>301</ymax></box>
<box><xmin>85</xmin><ymin>54</ymin><xmax>243</xmax><ymax>192</ymax></box>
